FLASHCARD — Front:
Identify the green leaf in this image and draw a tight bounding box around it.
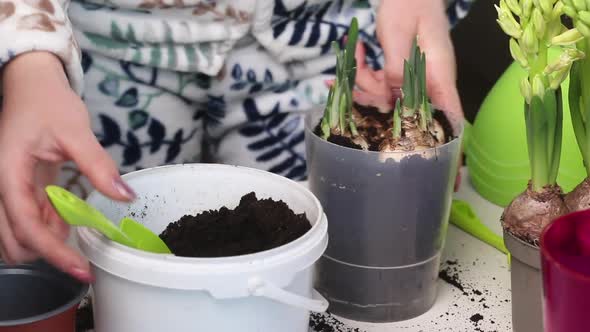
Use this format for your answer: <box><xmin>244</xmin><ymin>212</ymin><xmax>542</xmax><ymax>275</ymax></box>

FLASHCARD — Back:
<box><xmin>402</xmin><ymin>60</ymin><xmax>414</xmax><ymax>111</ymax></box>
<box><xmin>568</xmin><ymin>61</ymin><xmax>588</xmax><ymax>167</ymax></box>
<box><xmin>84</xmin><ymin>32</ymin><xmax>127</xmax><ymax>49</ymax></box>
<box><xmin>524</xmin><ymin>101</ymin><xmax>534</xmax><ymax>181</ymax></box>
<box><xmin>131</xmin><ymin>50</ymin><xmax>142</xmax><ymax>63</ymax></box>
<box><xmin>344</xmin><ymin>18</ymin><xmax>358</xmax><ymax>78</ymax></box>
<box><xmin>150</xmin><ymin>47</ymin><xmax>162</xmax><ymax>67</ymax></box>
<box><xmin>530</xmin><ymin>95</ymin><xmax>549</xmax><ymax>190</ymax></box>
<box><xmin>184</xmin><ymin>45</ymin><xmax>197</xmax><ymax>67</ymax></box>
<box><xmin>339</xmin><ymin>78</ymin><xmax>348</xmax><ymax>133</ymax></box>
<box><xmin>548</xmin><ymin>88</ymin><xmax>563</xmax><ymax>184</ymax></box>
<box><xmin>393</xmin><ymin>99</ymin><xmax>402</xmax><ymax>138</ymax></box>
<box><xmin>544</xmin><ymin>89</ymin><xmax>557</xmax><ymax>179</ymax></box>
<box><xmin>126</xmin><ymin>25</ymin><xmax>138</xmax><ymax>43</ymax></box>
<box><xmin>111</xmin><ymin>21</ymin><xmax>124</xmax><ymax>41</ymax></box>
<box><xmin>128</xmin><ymin>110</ymin><xmax>149</xmax><ymax>130</ymax></box>
<box><xmin>168</xmin><ymin>44</ymin><xmax>177</xmax><ymax>68</ymax></box>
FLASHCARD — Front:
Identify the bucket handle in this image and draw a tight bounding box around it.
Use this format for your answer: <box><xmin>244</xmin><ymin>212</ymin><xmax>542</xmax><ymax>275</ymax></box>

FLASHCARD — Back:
<box><xmin>248</xmin><ymin>277</ymin><xmax>329</xmax><ymax>312</ymax></box>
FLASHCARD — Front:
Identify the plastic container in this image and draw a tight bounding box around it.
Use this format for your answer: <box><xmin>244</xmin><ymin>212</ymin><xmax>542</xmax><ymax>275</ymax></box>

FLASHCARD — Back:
<box><xmin>503</xmin><ymin>230</ymin><xmax>543</xmax><ymax>332</ymax></box>
<box><xmin>0</xmin><ymin>260</ymin><xmax>88</xmax><ymax>332</ymax></box>
<box><xmin>541</xmin><ymin>209</ymin><xmax>590</xmax><ymax>332</ymax></box>
<box><xmin>466</xmin><ymin>48</ymin><xmax>586</xmax><ymax>207</ymax></box>
<box><xmin>304</xmin><ymin>109</ymin><xmax>463</xmax><ymax>322</ymax></box>
<box><xmin>77</xmin><ymin>164</ymin><xmax>329</xmax><ymax>332</ymax></box>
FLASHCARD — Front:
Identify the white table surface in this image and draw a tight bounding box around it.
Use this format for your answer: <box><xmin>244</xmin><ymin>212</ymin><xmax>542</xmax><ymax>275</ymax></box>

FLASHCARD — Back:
<box><xmin>309</xmin><ymin>167</ymin><xmax>513</xmax><ymax>332</ymax></box>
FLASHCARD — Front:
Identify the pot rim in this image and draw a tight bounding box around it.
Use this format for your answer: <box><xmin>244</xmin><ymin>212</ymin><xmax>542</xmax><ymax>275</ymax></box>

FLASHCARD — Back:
<box><xmin>540</xmin><ymin>209</ymin><xmax>590</xmax><ymax>281</ymax></box>
<box><xmin>303</xmin><ymin>106</ymin><xmax>464</xmax><ymax>155</ymax></box>
<box><xmin>0</xmin><ymin>262</ymin><xmax>89</xmax><ymax>327</ymax></box>
<box><xmin>503</xmin><ymin>229</ymin><xmax>541</xmax><ymax>269</ymax></box>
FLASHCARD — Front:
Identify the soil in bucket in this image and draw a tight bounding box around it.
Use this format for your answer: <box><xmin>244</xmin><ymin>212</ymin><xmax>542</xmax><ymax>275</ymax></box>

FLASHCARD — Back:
<box><xmin>159</xmin><ymin>192</ymin><xmax>312</xmax><ymax>257</ymax></box>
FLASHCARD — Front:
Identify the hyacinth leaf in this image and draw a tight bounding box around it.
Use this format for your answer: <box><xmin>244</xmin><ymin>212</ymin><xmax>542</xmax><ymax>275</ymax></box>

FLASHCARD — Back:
<box><xmin>528</xmin><ymin>94</ymin><xmax>550</xmax><ymax>190</ymax></box>
<box><xmin>393</xmin><ymin>99</ymin><xmax>402</xmax><ymax>139</ymax></box>
<box><xmin>339</xmin><ymin>77</ymin><xmax>349</xmax><ymax>133</ymax></box>
<box><xmin>321</xmin><ymin>87</ymin><xmax>335</xmax><ymax>139</ymax></box>
<box><xmin>320</xmin><ymin>17</ymin><xmax>359</xmax><ymax>139</ymax></box>
<box><xmin>402</xmin><ymin>60</ymin><xmax>414</xmax><ymax>112</ymax></box>
<box><xmin>344</xmin><ymin>18</ymin><xmax>358</xmax><ymax>90</ymax></box>
<box><xmin>548</xmin><ymin>88</ymin><xmax>563</xmax><ymax>184</ymax></box>
<box><xmin>568</xmin><ymin>61</ymin><xmax>588</xmax><ymax>165</ymax></box>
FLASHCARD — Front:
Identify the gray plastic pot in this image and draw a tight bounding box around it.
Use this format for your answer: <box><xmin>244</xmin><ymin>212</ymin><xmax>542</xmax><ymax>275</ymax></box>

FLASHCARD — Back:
<box><xmin>503</xmin><ymin>230</ymin><xmax>543</xmax><ymax>332</ymax></box>
<box><xmin>304</xmin><ymin>109</ymin><xmax>462</xmax><ymax>322</ymax></box>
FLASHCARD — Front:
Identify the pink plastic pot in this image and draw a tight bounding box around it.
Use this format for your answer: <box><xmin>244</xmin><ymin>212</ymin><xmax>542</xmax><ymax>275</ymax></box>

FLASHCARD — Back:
<box><xmin>541</xmin><ymin>209</ymin><xmax>590</xmax><ymax>332</ymax></box>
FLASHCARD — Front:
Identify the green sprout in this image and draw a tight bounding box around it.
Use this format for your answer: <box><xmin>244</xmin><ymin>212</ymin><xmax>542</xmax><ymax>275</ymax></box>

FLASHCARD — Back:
<box><xmin>320</xmin><ymin>17</ymin><xmax>358</xmax><ymax>140</ymax></box>
<box><xmin>496</xmin><ymin>0</ymin><xmax>582</xmax><ymax>191</ymax></box>
<box><xmin>394</xmin><ymin>39</ymin><xmax>432</xmax><ymax>139</ymax></box>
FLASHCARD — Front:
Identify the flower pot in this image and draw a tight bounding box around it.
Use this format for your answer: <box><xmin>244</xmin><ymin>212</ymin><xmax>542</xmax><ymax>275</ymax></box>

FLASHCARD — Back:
<box><xmin>541</xmin><ymin>209</ymin><xmax>590</xmax><ymax>332</ymax></box>
<box><xmin>77</xmin><ymin>164</ymin><xmax>329</xmax><ymax>332</ymax></box>
<box><xmin>0</xmin><ymin>260</ymin><xmax>88</xmax><ymax>332</ymax></box>
<box><xmin>304</xmin><ymin>109</ymin><xmax>463</xmax><ymax>322</ymax></box>
<box><xmin>503</xmin><ymin>230</ymin><xmax>543</xmax><ymax>332</ymax></box>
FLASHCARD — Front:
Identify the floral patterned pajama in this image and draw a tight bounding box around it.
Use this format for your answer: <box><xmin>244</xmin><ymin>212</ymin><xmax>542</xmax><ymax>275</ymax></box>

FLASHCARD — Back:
<box><xmin>0</xmin><ymin>0</ymin><xmax>474</xmax><ymax>197</ymax></box>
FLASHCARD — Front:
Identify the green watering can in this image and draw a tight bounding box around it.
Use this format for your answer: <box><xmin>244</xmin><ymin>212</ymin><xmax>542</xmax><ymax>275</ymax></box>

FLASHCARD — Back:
<box><xmin>461</xmin><ymin>48</ymin><xmax>586</xmax><ymax>207</ymax></box>
<box><xmin>45</xmin><ymin>185</ymin><xmax>172</xmax><ymax>254</ymax></box>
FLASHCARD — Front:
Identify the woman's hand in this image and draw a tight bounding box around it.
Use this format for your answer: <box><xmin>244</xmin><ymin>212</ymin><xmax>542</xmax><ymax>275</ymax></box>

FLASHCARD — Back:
<box><xmin>356</xmin><ymin>0</ymin><xmax>464</xmax><ymax>119</ymax></box>
<box><xmin>0</xmin><ymin>52</ymin><xmax>135</xmax><ymax>281</ymax></box>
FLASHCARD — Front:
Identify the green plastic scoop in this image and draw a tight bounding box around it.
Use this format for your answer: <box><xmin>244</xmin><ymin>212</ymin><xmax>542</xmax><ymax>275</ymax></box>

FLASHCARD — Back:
<box><xmin>450</xmin><ymin>199</ymin><xmax>509</xmax><ymax>261</ymax></box>
<box><xmin>45</xmin><ymin>185</ymin><xmax>171</xmax><ymax>254</ymax></box>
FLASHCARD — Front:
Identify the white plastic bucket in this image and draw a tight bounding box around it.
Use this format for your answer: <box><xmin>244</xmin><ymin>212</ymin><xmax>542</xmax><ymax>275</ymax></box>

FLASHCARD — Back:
<box><xmin>77</xmin><ymin>164</ymin><xmax>329</xmax><ymax>332</ymax></box>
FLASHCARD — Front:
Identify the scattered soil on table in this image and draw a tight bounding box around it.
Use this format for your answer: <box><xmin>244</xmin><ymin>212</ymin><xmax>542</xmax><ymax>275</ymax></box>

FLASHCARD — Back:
<box><xmin>471</xmin><ymin>313</ymin><xmax>484</xmax><ymax>323</ymax></box>
<box><xmin>310</xmin><ymin>312</ymin><xmax>363</xmax><ymax>332</ymax></box>
<box><xmin>159</xmin><ymin>192</ymin><xmax>312</xmax><ymax>257</ymax></box>
<box><xmin>439</xmin><ymin>266</ymin><xmax>468</xmax><ymax>295</ymax></box>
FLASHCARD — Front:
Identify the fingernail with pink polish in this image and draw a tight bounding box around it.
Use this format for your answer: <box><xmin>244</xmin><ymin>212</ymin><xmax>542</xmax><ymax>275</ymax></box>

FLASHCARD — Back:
<box><xmin>113</xmin><ymin>178</ymin><xmax>136</xmax><ymax>200</ymax></box>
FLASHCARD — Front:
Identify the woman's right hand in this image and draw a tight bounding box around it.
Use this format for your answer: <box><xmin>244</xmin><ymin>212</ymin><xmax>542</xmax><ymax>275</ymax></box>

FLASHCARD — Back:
<box><xmin>0</xmin><ymin>51</ymin><xmax>135</xmax><ymax>282</ymax></box>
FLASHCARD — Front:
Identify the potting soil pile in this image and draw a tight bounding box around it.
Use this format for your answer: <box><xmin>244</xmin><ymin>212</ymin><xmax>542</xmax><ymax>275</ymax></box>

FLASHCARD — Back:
<box><xmin>159</xmin><ymin>192</ymin><xmax>312</xmax><ymax>257</ymax></box>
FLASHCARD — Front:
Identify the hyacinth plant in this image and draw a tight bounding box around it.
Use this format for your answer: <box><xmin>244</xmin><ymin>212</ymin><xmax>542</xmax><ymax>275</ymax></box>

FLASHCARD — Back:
<box><xmin>318</xmin><ymin>18</ymin><xmax>451</xmax><ymax>153</ymax></box>
<box><xmin>496</xmin><ymin>0</ymin><xmax>583</xmax><ymax>245</ymax></box>
<box><xmin>562</xmin><ymin>0</ymin><xmax>590</xmax><ymax>211</ymax></box>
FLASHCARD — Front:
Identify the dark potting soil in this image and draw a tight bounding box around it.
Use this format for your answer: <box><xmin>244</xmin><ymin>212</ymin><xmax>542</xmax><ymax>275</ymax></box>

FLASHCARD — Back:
<box><xmin>433</xmin><ymin>109</ymin><xmax>456</xmax><ymax>143</ymax></box>
<box><xmin>313</xmin><ymin>122</ymin><xmax>363</xmax><ymax>150</ymax></box>
<box><xmin>313</xmin><ymin>105</ymin><xmax>456</xmax><ymax>152</ymax></box>
<box><xmin>159</xmin><ymin>192</ymin><xmax>312</xmax><ymax>257</ymax></box>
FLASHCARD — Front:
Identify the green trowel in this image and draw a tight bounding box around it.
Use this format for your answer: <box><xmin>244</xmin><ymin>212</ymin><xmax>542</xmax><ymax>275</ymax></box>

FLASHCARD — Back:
<box><xmin>450</xmin><ymin>199</ymin><xmax>510</xmax><ymax>264</ymax></box>
<box><xmin>45</xmin><ymin>185</ymin><xmax>171</xmax><ymax>254</ymax></box>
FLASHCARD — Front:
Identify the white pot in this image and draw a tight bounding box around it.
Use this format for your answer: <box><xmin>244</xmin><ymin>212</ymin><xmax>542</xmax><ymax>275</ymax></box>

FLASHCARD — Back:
<box><xmin>77</xmin><ymin>164</ymin><xmax>329</xmax><ymax>332</ymax></box>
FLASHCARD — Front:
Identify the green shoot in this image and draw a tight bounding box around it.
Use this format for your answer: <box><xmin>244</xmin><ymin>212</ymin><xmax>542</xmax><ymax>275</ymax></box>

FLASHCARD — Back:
<box><xmin>400</xmin><ymin>38</ymin><xmax>432</xmax><ymax>131</ymax></box>
<box><xmin>392</xmin><ymin>99</ymin><xmax>402</xmax><ymax>139</ymax></box>
<box><xmin>320</xmin><ymin>17</ymin><xmax>359</xmax><ymax>139</ymax></box>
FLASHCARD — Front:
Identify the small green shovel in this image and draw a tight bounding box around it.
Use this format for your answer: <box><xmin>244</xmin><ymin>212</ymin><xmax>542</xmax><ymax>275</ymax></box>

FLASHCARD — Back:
<box><xmin>45</xmin><ymin>185</ymin><xmax>171</xmax><ymax>254</ymax></box>
<box><xmin>450</xmin><ymin>199</ymin><xmax>510</xmax><ymax>264</ymax></box>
